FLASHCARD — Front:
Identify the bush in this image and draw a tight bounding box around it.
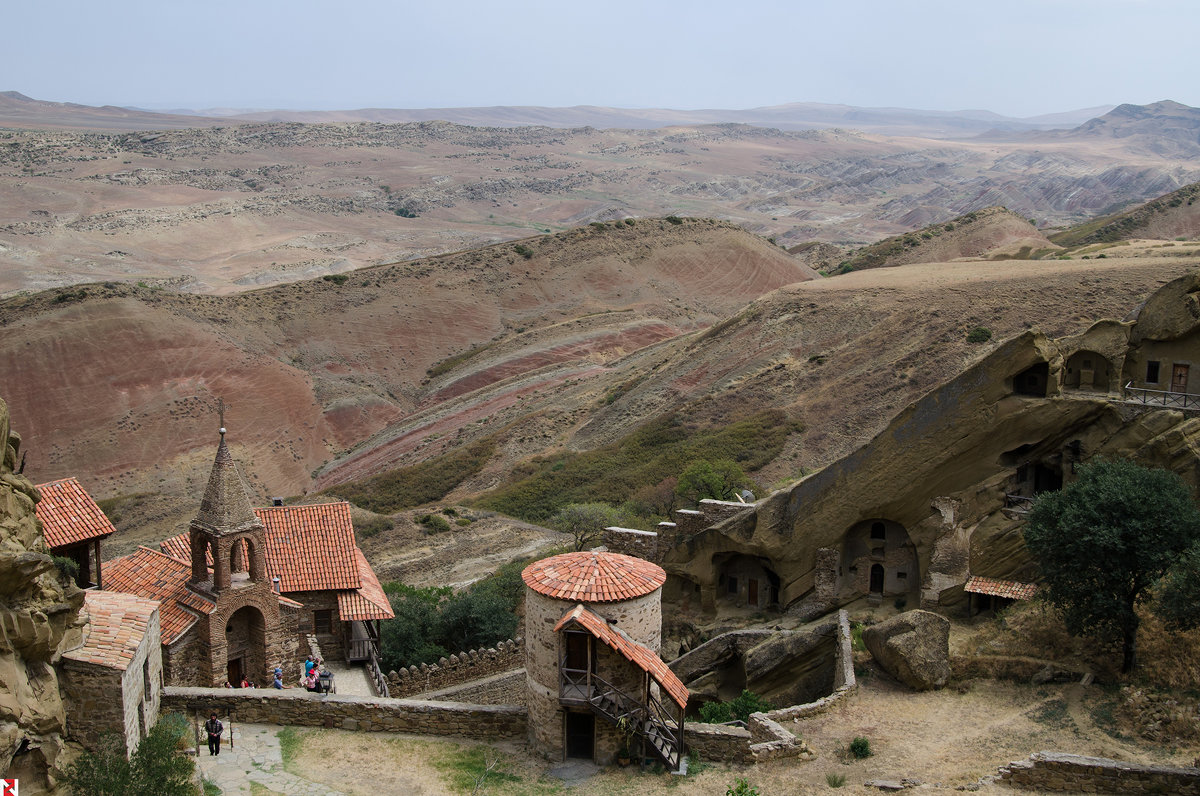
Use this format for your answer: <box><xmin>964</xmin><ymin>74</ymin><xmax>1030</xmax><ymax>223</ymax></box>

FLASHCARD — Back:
<box><xmin>419</xmin><ymin>513</ymin><xmax>452</xmax><ymax>533</ymax></box>
<box><xmin>52</xmin><ymin>555</ymin><xmax>79</xmax><ymax>581</ymax></box>
<box><xmin>698</xmin><ymin>690</ymin><xmax>772</xmax><ymax>724</ymax></box>
<box><xmin>394</xmin><ymin>207</ymin><xmax>418</xmax><ymax>218</ymax></box>
<box><xmin>326</xmin><ymin>437</ymin><xmax>496</xmax><ymax>514</ymax></box>
<box><xmin>64</xmin><ymin>713</ymin><xmax>195</xmax><ymax>796</ymax></box>
<box><xmin>849</xmin><ymin>736</ymin><xmax>872</xmax><ymax>758</ymax></box>
<box><xmin>513</xmin><ymin>244</ymin><xmax>534</xmax><ymax>259</ymax></box>
<box><xmin>826</xmin><ymin>772</ymin><xmax>847</xmax><ymax>787</ymax></box>
<box><xmin>726</xmin><ymin>778</ymin><xmax>760</xmax><ymax>796</ymax></box>
<box><xmin>322</xmin><ymin>273</ymin><xmax>349</xmax><ymax>285</ymax></box>
<box><xmin>665</xmin><ymin>215</ymin><xmax>684</xmax><ymax>225</ymax></box>
<box><xmin>966</xmin><ymin>326</ymin><xmax>993</xmax><ymax>343</ymax></box>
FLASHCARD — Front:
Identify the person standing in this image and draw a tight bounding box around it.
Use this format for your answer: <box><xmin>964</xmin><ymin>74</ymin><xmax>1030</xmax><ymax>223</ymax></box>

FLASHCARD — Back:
<box><xmin>205</xmin><ymin>712</ymin><xmax>223</xmax><ymax>756</ymax></box>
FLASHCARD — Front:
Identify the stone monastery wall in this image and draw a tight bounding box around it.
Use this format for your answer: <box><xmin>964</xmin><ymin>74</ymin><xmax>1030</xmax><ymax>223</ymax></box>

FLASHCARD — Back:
<box><xmin>997</xmin><ymin>752</ymin><xmax>1200</xmax><ymax>794</ymax></box>
<box><xmin>162</xmin><ymin>687</ymin><xmax>526</xmax><ymax>740</ymax></box>
<box><xmin>385</xmin><ymin>638</ymin><xmax>523</xmax><ymax>698</ymax></box>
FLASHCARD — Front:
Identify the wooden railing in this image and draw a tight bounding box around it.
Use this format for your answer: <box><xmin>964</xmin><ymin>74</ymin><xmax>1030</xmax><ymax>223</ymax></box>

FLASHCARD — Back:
<box><xmin>559</xmin><ymin>668</ymin><xmax>684</xmax><ymax>772</ymax></box>
<box><xmin>1122</xmin><ymin>382</ymin><xmax>1200</xmax><ymax>411</ymax></box>
<box><xmin>1004</xmin><ymin>493</ymin><xmax>1034</xmax><ymax>511</ymax></box>
<box><xmin>366</xmin><ymin>646</ymin><xmax>389</xmax><ymax>698</ymax></box>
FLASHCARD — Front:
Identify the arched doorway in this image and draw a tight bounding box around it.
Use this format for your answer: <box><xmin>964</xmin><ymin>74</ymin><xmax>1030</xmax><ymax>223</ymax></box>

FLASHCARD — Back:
<box><xmin>225</xmin><ymin>605</ymin><xmax>267</xmax><ymax>686</ymax></box>
<box><xmin>1013</xmin><ymin>362</ymin><xmax>1050</xmax><ymax>397</ymax></box>
<box><xmin>839</xmin><ymin>519</ymin><xmax>920</xmax><ymax>602</ymax></box>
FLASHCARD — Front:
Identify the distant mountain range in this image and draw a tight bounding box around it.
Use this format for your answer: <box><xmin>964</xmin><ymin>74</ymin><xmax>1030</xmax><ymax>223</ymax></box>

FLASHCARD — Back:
<box><xmin>0</xmin><ymin>90</ymin><xmax>1113</xmax><ymax>138</ymax></box>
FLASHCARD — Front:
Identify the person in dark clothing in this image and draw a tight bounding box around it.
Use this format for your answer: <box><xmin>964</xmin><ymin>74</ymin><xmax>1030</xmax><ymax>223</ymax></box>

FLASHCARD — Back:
<box><xmin>205</xmin><ymin>713</ymin><xmax>223</xmax><ymax>756</ymax></box>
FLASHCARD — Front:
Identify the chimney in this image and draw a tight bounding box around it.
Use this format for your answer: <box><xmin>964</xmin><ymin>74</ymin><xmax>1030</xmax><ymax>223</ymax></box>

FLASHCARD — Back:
<box><xmin>272</xmin><ymin>576</ymin><xmax>281</xmax><ymax>594</ymax></box>
<box><xmin>272</xmin><ymin>497</ymin><xmax>284</xmax><ymax>507</ymax></box>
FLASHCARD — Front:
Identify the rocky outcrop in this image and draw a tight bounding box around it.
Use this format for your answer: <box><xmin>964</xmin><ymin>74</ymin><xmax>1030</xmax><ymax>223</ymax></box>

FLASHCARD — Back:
<box><xmin>862</xmin><ymin>610</ymin><xmax>950</xmax><ymax>691</ymax></box>
<box><xmin>0</xmin><ymin>397</ymin><xmax>86</xmax><ymax>793</ymax></box>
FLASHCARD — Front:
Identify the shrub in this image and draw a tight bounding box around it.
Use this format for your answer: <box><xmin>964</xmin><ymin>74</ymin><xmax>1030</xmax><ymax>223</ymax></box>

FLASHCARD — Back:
<box><xmin>665</xmin><ymin>215</ymin><xmax>684</xmax><ymax>225</ymax></box>
<box><xmin>826</xmin><ymin>772</ymin><xmax>847</xmax><ymax>788</ymax></box>
<box><xmin>727</xmin><ymin>778</ymin><xmax>760</xmax><ymax>796</ymax></box>
<box><xmin>419</xmin><ymin>513</ymin><xmax>452</xmax><ymax>534</ymax></box>
<box><xmin>966</xmin><ymin>326</ymin><xmax>993</xmax><ymax>343</ymax></box>
<box><xmin>698</xmin><ymin>690</ymin><xmax>773</xmax><ymax>724</ymax></box>
<box><xmin>513</xmin><ymin>243</ymin><xmax>534</xmax><ymax>259</ymax></box>
<box><xmin>849</xmin><ymin>736</ymin><xmax>872</xmax><ymax>758</ymax></box>
<box><xmin>52</xmin><ymin>555</ymin><xmax>79</xmax><ymax>581</ymax></box>
<box><xmin>322</xmin><ymin>273</ymin><xmax>349</xmax><ymax>285</ymax></box>
<box><xmin>326</xmin><ymin>437</ymin><xmax>496</xmax><ymax>514</ymax></box>
<box><xmin>355</xmin><ymin>515</ymin><xmax>393</xmax><ymax>539</ymax></box>
<box><xmin>63</xmin><ymin>713</ymin><xmax>195</xmax><ymax>796</ymax></box>
<box><xmin>394</xmin><ymin>207</ymin><xmax>418</xmax><ymax>218</ymax></box>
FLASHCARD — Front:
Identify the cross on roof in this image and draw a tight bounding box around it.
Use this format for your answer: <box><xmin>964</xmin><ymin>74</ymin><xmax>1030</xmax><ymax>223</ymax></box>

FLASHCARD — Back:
<box><xmin>217</xmin><ymin>398</ymin><xmax>227</xmax><ymax>436</ymax></box>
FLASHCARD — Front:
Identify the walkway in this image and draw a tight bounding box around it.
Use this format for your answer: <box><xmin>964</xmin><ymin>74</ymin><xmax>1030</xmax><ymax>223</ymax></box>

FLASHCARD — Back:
<box><xmin>196</xmin><ymin>722</ymin><xmax>347</xmax><ymax>796</ymax></box>
<box><xmin>322</xmin><ymin>659</ymin><xmax>375</xmax><ymax>697</ymax></box>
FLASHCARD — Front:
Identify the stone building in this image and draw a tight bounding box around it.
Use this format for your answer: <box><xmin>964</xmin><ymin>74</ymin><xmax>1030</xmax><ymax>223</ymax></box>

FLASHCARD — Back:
<box><xmin>101</xmin><ymin>429</ymin><xmax>392</xmax><ymax>687</ymax></box>
<box><xmin>35</xmin><ymin>477</ymin><xmax>115</xmax><ymax>589</ymax></box>
<box><xmin>522</xmin><ymin>551</ymin><xmax>687</xmax><ymax>770</ymax></box>
<box><xmin>60</xmin><ymin>590</ymin><xmax>162</xmax><ymax>756</ymax></box>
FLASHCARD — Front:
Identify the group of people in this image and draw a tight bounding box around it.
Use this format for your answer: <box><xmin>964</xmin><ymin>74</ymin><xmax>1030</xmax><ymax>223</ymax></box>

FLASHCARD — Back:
<box><xmin>302</xmin><ymin>655</ymin><xmax>327</xmax><ymax>692</ymax></box>
<box><xmin>206</xmin><ymin>656</ymin><xmax>331</xmax><ymax>757</ymax></box>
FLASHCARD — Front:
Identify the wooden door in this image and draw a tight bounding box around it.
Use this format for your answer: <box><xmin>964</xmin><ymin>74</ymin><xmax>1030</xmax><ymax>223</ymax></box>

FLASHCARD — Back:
<box><xmin>1172</xmin><ymin>364</ymin><xmax>1190</xmax><ymax>393</ymax></box>
<box><xmin>748</xmin><ymin>578</ymin><xmax>759</xmax><ymax>606</ymax></box>
<box><xmin>869</xmin><ymin>564</ymin><xmax>885</xmax><ymax>594</ymax></box>
<box><xmin>227</xmin><ymin>657</ymin><xmax>243</xmax><ymax>686</ymax></box>
<box><xmin>565</xmin><ymin>712</ymin><xmax>595</xmax><ymax>759</ymax></box>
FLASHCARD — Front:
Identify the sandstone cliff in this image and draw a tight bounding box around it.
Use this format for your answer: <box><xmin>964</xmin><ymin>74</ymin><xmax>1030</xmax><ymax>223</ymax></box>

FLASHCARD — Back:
<box><xmin>0</xmin><ymin>397</ymin><xmax>85</xmax><ymax>793</ymax></box>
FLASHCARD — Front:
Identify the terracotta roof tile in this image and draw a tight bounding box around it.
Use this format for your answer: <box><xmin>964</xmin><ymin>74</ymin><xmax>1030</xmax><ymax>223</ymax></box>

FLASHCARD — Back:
<box><xmin>337</xmin><ymin>548</ymin><xmax>395</xmax><ymax>621</ymax></box>
<box><xmin>522</xmin><ymin>552</ymin><xmax>665</xmax><ymax>603</ymax></box>
<box><xmin>554</xmin><ymin>604</ymin><xmax>688</xmax><ymax>708</ymax></box>
<box><xmin>965</xmin><ymin>576</ymin><xmax>1038</xmax><ymax>601</ymax></box>
<box><xmin>161</xmin><ymin>502</ymin><xmax>363</xmax><ymax>593</ymax></box>
<box><xmin>101</xmin><ymin>547</ymin><xmax>215</xmax><ymax>644</ymax></box>
<box><xmin>34</xmin><ymin>477</ymin><xmax>116</xmax><ymax>548</ymax></box>
<box><xmin>63</xmin><ymin>590</ymin><xmax>159</xmax><ymax>671</ymax></box>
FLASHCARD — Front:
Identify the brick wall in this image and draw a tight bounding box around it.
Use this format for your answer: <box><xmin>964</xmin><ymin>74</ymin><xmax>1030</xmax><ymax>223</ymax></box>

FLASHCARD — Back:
<box><xmin>997</xmin><ymin>752</ymin><xmax>1200</xmax><ymax>794</ymax></box>
<box><xmin>386</xmin><ymin>638</ymin><xmax>523</xmax><ymax>698</ymax></box>
<box><xmin>164</xmin><ymin>627</ymin><xmax>208</xmax><ymax>687</ymax></box>
<box><xmin>161</xmin><ymin>687</ymin><xmax>526</xmax><ymax>740</ymax></box>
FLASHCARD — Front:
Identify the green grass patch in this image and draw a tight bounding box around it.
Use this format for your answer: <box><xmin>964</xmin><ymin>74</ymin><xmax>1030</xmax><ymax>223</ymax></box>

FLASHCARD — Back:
<box><xmin>325</xmin><ymin>437</ymin><xmax>497</xmax><ymax>514</ymax></box>
<box><xmin>202</xmin><ymin>779</ymin><xmax>222</xmax><ymax>796</ymax></box>
<box><xmin>475</xmin><ymin>408</ymin><xmax>800</xmax><ymax>523</ymax></box>
<box><xmin>276</xmin><ymin>727</ymin><xmax>302</xmax><ymax>770</ymax></box>
<box><xmin>434</xmin><ymin>745</ymin><xmax>526</xmax><ymax>794</ymax></box>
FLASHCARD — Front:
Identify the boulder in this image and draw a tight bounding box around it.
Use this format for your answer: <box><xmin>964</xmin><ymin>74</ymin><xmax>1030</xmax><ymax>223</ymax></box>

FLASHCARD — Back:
<box><xmin>862</xmin><ymin>610</ymin><xmax>950</xmax><ymax>690</ymax></box>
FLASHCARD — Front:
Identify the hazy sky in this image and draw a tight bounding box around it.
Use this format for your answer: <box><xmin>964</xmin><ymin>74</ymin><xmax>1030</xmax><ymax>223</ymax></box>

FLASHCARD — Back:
<box><xmin>5</xmin><ymin>0</ymin><xmax>1195</xmax><ymax>117</ymax></box>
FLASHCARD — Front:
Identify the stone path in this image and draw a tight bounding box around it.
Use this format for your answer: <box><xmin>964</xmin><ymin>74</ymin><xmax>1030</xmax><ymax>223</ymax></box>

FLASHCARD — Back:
<box><xmin>322</xmin><ymin>660</ymin><xmax>375</xmax><ymax>697</ymax></box>
<box><xmin>195</xmin><ymin>722</ymin><xmax>347</xmax><ymax>796</ymax></box>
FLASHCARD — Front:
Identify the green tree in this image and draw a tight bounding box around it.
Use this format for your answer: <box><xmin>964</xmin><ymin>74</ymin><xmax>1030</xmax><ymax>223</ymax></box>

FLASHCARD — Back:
<box><xmin>380</xmin><ymin>584</ymin><xmax>451</xmax><ymax>670</ymax></box>
<box><xmin>64</xmin><ymin>713</ymin><xmax>195</xmax><ymax>796</ymax></box>
<box><xmin>675</xmin><ymin>459</ymin><xmax>752</xmax><ymax>507</ymax></box>
<box><xmin>551</xmin><ymin>502</ymin><xmax>625</xmax><ymax>551</ymax></box>
<box><xmin>438</xmin><ymin>589</ymin><xmax>519</xmax><ymax>652</ymax></box>
<box><xmin>1154</xmin><ymin>541</ymin><xmax>1200</xmax><ymax>632</ymax></box>
<box><xmin>1024</xmin><ymin>458</ymin><xmax>1200</xmax><ymax>672</ymax></box>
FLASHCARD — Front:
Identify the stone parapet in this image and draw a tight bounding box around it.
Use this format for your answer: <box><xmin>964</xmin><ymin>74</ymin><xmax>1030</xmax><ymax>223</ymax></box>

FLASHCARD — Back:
<box><xmin>386</xmin><ymin>638</ymin><xmax>522</xmax><ymax>698</ymax></box>
<box><xmin>161</xmin><ymin>687</ymin><xmax>526</xmax><ymax>740</ymax></box>
<box><xmin>602</xmin><ymin>526</ymin><xmax>658</xmax><ymax>561</ymax></box>
<box><xmin>997</xmin><ymin>752</ymin><xmax>1200</xmax><ymax>794</ymax></box>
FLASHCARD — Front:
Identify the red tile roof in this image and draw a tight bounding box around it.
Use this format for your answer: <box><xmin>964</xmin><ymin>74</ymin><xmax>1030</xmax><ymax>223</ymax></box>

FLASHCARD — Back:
<box><xmin>965</xmin><ymin>576</ymin><xmax>1039</xmax><ymax>601</ymax></box>
<box><xmin>522</xmin><ymin>552</ymin><xmax>666</xmax><ymax>603</ymax></box>
<box><xmin>161</xmin><ymin>502</ymin><xmax>363</xmax><ymax>593</ymax></box>
<box><xmin>101</xmin><ymin>547</ymin><xmax>215</xmax><ymax>645</ymax></box>
<box><xmin>337</xmin><ymin>548</ymin><xmax>395</xmax><ymax>621</ymax></box>
<box><xmin>555</xmin><ymin>604</ymin><xmax>688</xmax><ymax>709</ymax></box>
<box><xmin>258</xmin><ymin>503</ymin><xmax>362</xmax><ymax>592</ymax></box>
<box><xmin>35</xmin><ymin>477</ymin><xmax>116</xmax><ymax>548</ymax></box>
<box><xmin>63</xmin><ymin>590</ymin><xmax>159</xmax><ymax>671</ymax></box>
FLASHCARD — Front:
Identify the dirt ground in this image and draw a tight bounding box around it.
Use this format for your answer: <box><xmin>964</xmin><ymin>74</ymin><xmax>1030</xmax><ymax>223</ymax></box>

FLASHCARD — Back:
<box><xmin>277</xmin><ymin>672</ymin><xmax>1198</xmax><ymax>796</ymax></box>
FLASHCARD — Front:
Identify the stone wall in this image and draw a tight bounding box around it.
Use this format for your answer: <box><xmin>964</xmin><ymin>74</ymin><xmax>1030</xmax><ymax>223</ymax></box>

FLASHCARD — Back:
<box><xmin>161</xmin><ymin>687</ymin><xmax>526</xmax><ymax>740</ymax></box>
<box><xmin>386</xmin><ymin>638</ymin><xmax>523</xmax><ymax>698</ymax></box>
<box><xmin>997</xmin><ymin>751</ymin><xmax>1200</xmax><ymax>794</ymax></box>
<box><xmin>602</xmin><ymin>527</ymin><xmax>658</xmax><ymax>561</ymax></box>
<box><xmin>419</xmin><ymin>670</ymin><xmax>527</xmax><ymax>707</ymax></box>
<box><xmin>289</xmin><ymin>590</ymin><xmax>342</xmax><ymax>660</ymax></box>
<box><xmin>164</xmin><ymin>625</ymin><xmax>209</xmax><ymax>687</ymax></box>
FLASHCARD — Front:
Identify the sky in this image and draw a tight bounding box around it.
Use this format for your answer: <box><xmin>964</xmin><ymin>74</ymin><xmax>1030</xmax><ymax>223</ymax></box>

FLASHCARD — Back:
<box><xmin>4</xmin><ymin>0</ymin><xmax>1196</xmax><ymax>118</ymax></box>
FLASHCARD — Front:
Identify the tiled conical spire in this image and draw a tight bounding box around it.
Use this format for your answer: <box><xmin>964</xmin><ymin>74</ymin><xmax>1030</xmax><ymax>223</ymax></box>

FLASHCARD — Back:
<box><xmin>193</xmin><ymin>430</ymin><xmax>261</xmax><ymax>534</ymax></box>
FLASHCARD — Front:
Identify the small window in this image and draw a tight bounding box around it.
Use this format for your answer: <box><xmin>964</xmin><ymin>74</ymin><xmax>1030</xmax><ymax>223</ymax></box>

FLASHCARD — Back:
<box><xmin>1147</xmin><ymin>361</ymin><xmax>1161</xmax><ymax>383</ymax></box>
<box><xmin>897</xmin><ymin>572</ymin><xmax>907</xmax><ymax>579</ymax></box>
<box><xmin>727</xmin><ymin>576</ymin><xmax>738</xmax><ymax>595</ymax></box>
<box><xmin>313</xmin><ymin>609</ymin><xmax>333</xmax><ymax>635</ymax></box>
<box><xmin>870</xmin><ymin>522</ymin><xmax>886</xmax><ymax>541</ymax></box>
<box><xmin>143</xmin><ymin>657</ymin><xmax>151</xmax><ymax>698</ymax></box>
<box><xmin>1082</xmin><ymin>359</ymin><xmax>1092</xmax><ymax>369</ymax></box>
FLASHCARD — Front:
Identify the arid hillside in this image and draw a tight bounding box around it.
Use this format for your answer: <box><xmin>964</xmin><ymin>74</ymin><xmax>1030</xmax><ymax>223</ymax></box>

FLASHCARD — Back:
<box><xmin>3</xmin><ymin>102</ymin><xmax>1200</xmax><ymax>295</ymax></box>
<box><xmin>835</xmin><ymin>206</ymin><xmax>1057</xmax><ymax>272</ymax></box>
<box><xmin>0</xmin><ymin>218</ymin><xmax>812</xmax><ymax>504</ymax></box>
<box><xmin>1050</xmin><ymin>179</ymin><xmax>1200</xmax><ymax>246</ymax></box>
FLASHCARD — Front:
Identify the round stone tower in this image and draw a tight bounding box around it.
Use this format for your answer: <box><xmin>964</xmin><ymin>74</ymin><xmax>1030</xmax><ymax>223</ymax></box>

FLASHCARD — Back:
<box><xmin>522</xmin><ymin>551</ymin><xmax>667</xmax><ymax>763</ymax></box>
